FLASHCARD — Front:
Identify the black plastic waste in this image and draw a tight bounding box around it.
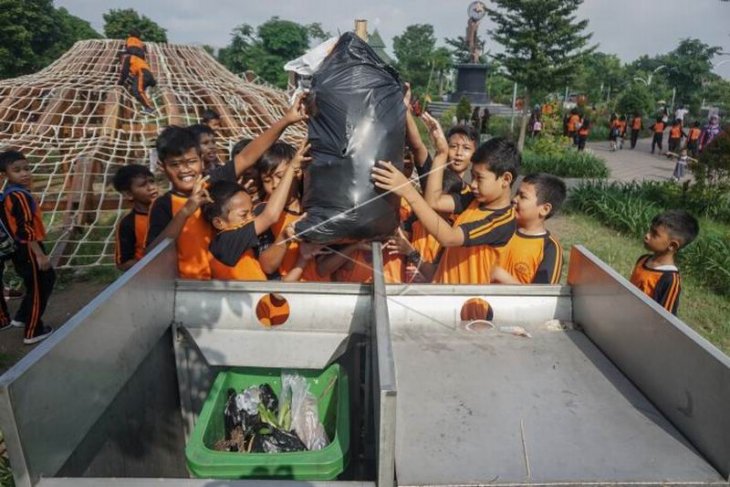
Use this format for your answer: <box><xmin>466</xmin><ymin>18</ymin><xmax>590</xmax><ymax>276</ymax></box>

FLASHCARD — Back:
<box><xmin>252</xmin><ymin>425</ymin><xmax>307</xmax><ymax>453</ymax></box>
<box><xmin>259</xmin><ymin>383</ymin><xmax>279</xmax><ymax>413</ymax></box>
<box><xmin>295</xmin><ymin>32</ymin><xmax>406</xmax><ymax>244</ymax></box>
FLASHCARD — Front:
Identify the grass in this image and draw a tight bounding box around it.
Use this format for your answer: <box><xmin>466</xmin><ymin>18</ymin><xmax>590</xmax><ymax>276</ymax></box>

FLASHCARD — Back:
<box><xmin>550</xmin><ymin>213</ymin><xmax>730</xmax><ymax>354</ymax></box>
<box><xmin>522</xmin><ymin>149</ymin><xmax>610</xmax><ymax>178</ymax></box>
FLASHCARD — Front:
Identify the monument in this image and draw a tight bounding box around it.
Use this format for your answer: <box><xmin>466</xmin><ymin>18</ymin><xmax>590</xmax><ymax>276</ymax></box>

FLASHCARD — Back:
<box><xmin>450</xmin><ymin>1</ymin><xmax>489</xmax><ymax>104</ymax></box>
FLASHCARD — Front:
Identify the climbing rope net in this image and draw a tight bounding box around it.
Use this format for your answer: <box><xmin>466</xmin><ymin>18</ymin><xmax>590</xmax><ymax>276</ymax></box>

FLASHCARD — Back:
<box><xmin>0</xmin><ymin>39</ymin><xmax>304</xmax><ymax>269</ymax></box>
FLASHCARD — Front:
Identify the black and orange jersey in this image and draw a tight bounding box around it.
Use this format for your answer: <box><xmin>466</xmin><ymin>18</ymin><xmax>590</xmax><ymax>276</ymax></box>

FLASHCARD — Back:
<box><xmin>617</xmin><ymin>120</ymin><xmax>627</xmax><ymax>135</ymax></box>
<box><xmin>434</xmin><ymin>203</ymin><xmax>516</xmax><ymax>284</ymax></box>
<box><xmin>630</xmin><ymin>254</ymin><xmax>681</xmax><ymax>315</ymax></box>
<box><xmin>669</xmin><ymin>126</ymin><xmax>685</xmax><ymax>139</ymax></box>
<box><xmin>125</xmin><ymin>36</ymin><xmax>145</xmax><ymax>58</ymax></box>
<box><xmin>115</xmin><ymin>209</ymin><xmax>149</xmax><ymax>266</ymax></box>
<box><xmin>631</xmin><ymin>116</ymin><xmax>642</xmax><ymax>130</ymax></box>
<box><xmin>500</xmin><ymin>231</ymin><xmax>562</xmax><ymax>284</ymax></box>
<box><xmin>410</xmin><ymin>220</ymin><xmax>441</xmax><ymax>263</ymax></box>
<box><xmin>129</xmin><ymin>54</ymin><xmax>151</xmax><ymax>77</ymax></box>
<box><xmin>688</xmin><ymin>127</ymin><xmax>701</xmax><ymax>141</ymax></box>
<box><xmin>2</xmin><ymin>185</ymin><xmax>45</xmax><ymax>243</ymax></box>
<box><xmin>567</xmin><ymin>114</ymin><xmax>581</xmax><ymax>132</ymax></box>
<box><xmin>208</xmin><ymin>221</ymin><xmax>267</xmax><ymax>281</ymax></box>
<box><xmin>332</xmin><ymin>248</ymin><xmax>403</xmax><ymax>284</ymax></box>
<box><xmin>145</xmin><ymin>191</ymin><xmax>213</xmax><ymax>279</ymax></box>
<box><xmin>651</xmin><ymin>122</ymin><xmax>666</xmax><ymax>134</ymax></box>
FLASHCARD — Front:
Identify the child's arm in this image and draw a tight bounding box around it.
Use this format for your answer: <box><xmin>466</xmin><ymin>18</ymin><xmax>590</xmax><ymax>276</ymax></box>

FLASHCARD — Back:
<box><xmin>146</xmin><ymin>175</ymin><xmax>211</xmax><ymax>251</ymax></box>
<box><xmin>29</xmin><ymin>241</ymin><xmax>51</xmax><ymax>271</ymax></box>
<box><xmin>252</xmin><ymin>142</ymin><xmax>310</xmax><ymax>235</ymax></box>
<box><xmin>6</xmin><ymin>192</ymin><xmax>51</xmax><ymax>270</ymax></box>
<box><xmin>420</xmin><ymin>112</ymin><xmax>458</xmax><ymax>214</ymax></box>
<box><xmin>403</xmin><ymin>83</ymin><xmax>430</xmax><ymax>168</ymax></box>
<box><xmin>231</xmin><ymin>94</ymin><xmax>308</xmax><ymax>178</ymax></box>
<box><xmin>491</xmin><ymin>266</ymin><xmax>520</xmax><ymax>284</ymax></box>
<box><xmin>281</xmin><ymin>243</ymin><xmax>322</xmax><ymax>282</ymax></box>
<box><xmin>372</xmin><ymin>161</ymin><xmax>465</xmax><ymax>247</ymax></box>
<box><xmin>653</xmin><ymin>272</ymin><xmax>681</xmax><ymax>315</ymax></box>
<box><xmin>115</xmin><ymin>214</ymin><xmax>137</xmax><ymax>271</ymax></box>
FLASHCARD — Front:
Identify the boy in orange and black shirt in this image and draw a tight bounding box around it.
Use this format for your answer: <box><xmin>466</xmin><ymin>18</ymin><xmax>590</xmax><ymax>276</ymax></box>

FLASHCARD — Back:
<box><xmin>650</xmin><ymin>116</ymin><xmax>666</xmax><ymax>154</ymax></box>
<box><xmin>686</xmin><ymin>121</ymin><xmax>702</xmax><ymax>157</ymax></box>
<box><xmin>630</xmin><ymin>113</ymin><xmax>643</xmax><ymax>149</ymax></box>
<box><xmin>492</xmin><ymin>173</ymin><xmax>566</xmax><ymax>284</ymax></box>
<box><xmin>630</xmin><ymin>210</ymin><xmax>699</xmax><ymax>315</ymax></box>
<box><xmin>125</xmin><ymin>29</ymin><xmax>146</xmax><ymax>59</ymax></box>
<box><xmin>145</xmin><ymin>95</ymin><xmax>308</xmax><ymax>280</ymax></box>
<box><xmin>112</xmin><ymin>164</ymin><xmax>159</xmax><ymax>271</ymax></box>
<box><xmin>667</xmin><ymin>120</ymin><xmax>687</xmax><ymax>155</ymax></box>
<box><xmin>372</xmin><ymin>136</ymin><xmax>519</xmax><ymax>284</ymax></box>
<box><xmin>0</xmin><ymin>150</ymin><xmax>55</xmax><ymax>344</ymax></box>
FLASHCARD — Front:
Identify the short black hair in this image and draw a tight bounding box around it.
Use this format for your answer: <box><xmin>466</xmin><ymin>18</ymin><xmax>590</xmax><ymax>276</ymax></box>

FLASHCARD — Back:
<box><xmin>156</xmin><ymin>126</ymin><xmax>200</xmax><ymax>164</ymax></box>
<box><xmin>201</xmin><ymin>109</ymin><xmax>221</xmax><ymax>123</ymax></box>
<box><xmin>471</xmin><ymin>137</ymin><xmax>520</xmax><ymax>186</ymax></box>
<box><xmin>129</xmin><ymin>28</ymin><xmax>141</xmax><ymax>38</ymax></box>
<box><xmin>0</xmin><ymin>150</ymin><xmax>26</xmax><ymax>172</ymax></box>
<box><xmin>255</xmin><ymin>142</ymin><xmax>296</xmax><ymax>176</ymax></box>
<box><xmin>447</xmin><ymin>125</ymin><xmax>479</xmax><ymax>146</ymax></box>
<box><xmin>231</xmin><ymin>138</ymin><xmax>252</xmax><ymax>160</ymax></box>
<box><xmin>693</xmin><ymin>121</ymin><xmax>700</xmax><ymax>128</ymax></box>
<box><xmin>651</xmin><ymin>210</ymin><xmax>699</xmax><ymax>249</ymax></box>
<box><xmin>112</xmin><ymin>164</ymin><xmax>154</xmax><ymax>193</ymax></box>
<box><xmin>522</xmin><ymin>173</ymin><xmax>566</xmax><ymax>219</ymax></box>
<box><xmin>581</xmin><ymin>119</ymin><xmax>591</xmax><ymax>130</ymax></box>
<box><xmin>202</xmin><ymin>180</ymin><xmax>246</xmax><ymax>223</ymax></box>
<box><xmin>442</xmin><ymin>168</ymin><xmax>464</xmax><ymax>194</ymax></box>
<box><xmin>188</xmin><ymin>123</ymin><xmax>215</xmax><ymax>144</ymax></box>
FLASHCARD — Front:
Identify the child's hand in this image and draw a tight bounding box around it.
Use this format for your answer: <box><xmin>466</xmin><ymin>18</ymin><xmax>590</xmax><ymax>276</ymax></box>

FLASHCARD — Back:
<box><xmin>385</xmin><ymin>227</ymin><xmax>415</xmax><ymax>256</ymax></box>
<box><xmin>36</xmin><ymin>253</ymin><xmax>52</xmax><ymax>271</ymax></box>
<box><xmin>290</xmin><ymin>140</ymin><xmax>312</xmax><ymax>174</ymax></box>
<box><xmin>284</xmin><ymin>212</ymin><xmax>307</xmax><ymax>242</ymax></box>
<box><xmin>421</xmin><ymin>112</ymin><xmax>448</xmax><ymax>154</ymax></box>
<box><xmin>184</xmin><ymin>175</ymin><xmax>212</xmax><ymax>214</ymax></box>
<box><xmin>299</xmin><ymin>242</ymin><xmax>324</xmax><ymax>260</ymax></box>
<box><xmin>371</xmin><ymin>161</ymin><xmax>412</xmax><ymax>197</ymax></box>
<box><xmin>284</xmin><ymin>92</ymin><xmax>309</xmax><ymax>124</ymax></box>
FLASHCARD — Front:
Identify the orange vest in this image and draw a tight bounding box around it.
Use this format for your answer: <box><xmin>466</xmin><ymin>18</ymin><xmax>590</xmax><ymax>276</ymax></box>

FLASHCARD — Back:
<box><xmin>670</xmin><ymin>126</ymin><xmax>681</xmax><ymax>138</ymax></box>
<box><xmin>631</xmin><ymin>117</ymin><xmax>642</xmax><ymax>130</ymax></box>
<box><xmin>209</xmin><ymin>249</ymin><xmax>267</xmax><ymax>281</ymax></box>
<box><xmin>170</xmin><ymin>194</ymin><xmax>213</xmax><ymax>280</ymax></box>
<box><xmin>688</xmin><ymin>127</ymin><xmax>701</xmax><ymax>141</ymax></box>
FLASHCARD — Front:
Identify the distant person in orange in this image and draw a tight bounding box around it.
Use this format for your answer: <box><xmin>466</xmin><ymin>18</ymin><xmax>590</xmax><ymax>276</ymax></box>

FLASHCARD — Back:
<box><xmin>566</xmin><ymin>108</ymin><xmax>581</xmax><ymax>143</ymax></box>
<box><xmin>125</xmin><ymin>28</ymin><xmax>146</xmax><ymax>59</ymax></box>
<box><xmin>576</xmin><ymin>119</ymin><xmax>590</xmax><ymax>151</ymax></box>
<box><xmin>666</xmin><ymin>120</ymin><xmax>686</xmax><ymax>156</ymax></box>
<box><xmin>686</xmin><ymin>121</ymin><xmax>702</xmax><ymax>157</ymax></box>
<box><xmin>118</xmin><ymin>52</ymin><xmax>157</xmax><ymax>113</ymax></box>
<box><xmin>649</xmin><ymin>116</ymin><xmax>666</xmax><ymax>155</ymax></box>
<box><xmin>630</xmin><ymin>113</ymin><xmax>643</xmax><ymax>149</ymax></box>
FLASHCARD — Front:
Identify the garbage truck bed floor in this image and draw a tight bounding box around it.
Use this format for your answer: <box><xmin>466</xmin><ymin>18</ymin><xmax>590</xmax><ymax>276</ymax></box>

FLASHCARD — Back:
<box><xmin>391</xmin><ymin>322</ymin><xmax>724</xmax><ymax>485</ymax></box>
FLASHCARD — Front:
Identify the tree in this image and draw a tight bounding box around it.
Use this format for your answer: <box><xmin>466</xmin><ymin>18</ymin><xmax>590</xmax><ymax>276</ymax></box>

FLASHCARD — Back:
<box><xmin>218</xmin><ymin>17</ymin><xmax>316</xmax><ymax>88</ymax></box>
<box><xmin>663</xmin><ymin>39</ymin><xmax>721</xmax><ymax>112</ymax></box>
<box><xmin>393</xmin><ymin>24</ymin><xmax>437</xmax><ymax>93</ymax></box>
<box><xmin>573</xmin><ymin>52</ymin><xmax>626</xmax><ymax>104</ymax></box>
<box><xmin>444</xmin><ymin>35</ymin><xmax>487</xmax><ymax>65</ymax></box>
<box><xmin>103</xmin><ymin>8</ymin><xmax>167</xmax><ymax>43</ymax></box>
<box><xmin>456</xmin><ymin>96</ymin><xmax>472</xmax><ymax>124</ymax></box>
<box><xmin>616</xmin><ymin>83</ymin><xmax>655</xmax><ymax>116</ymax></box>
<box><xmin>488</xmin><ymin>0</ymin><xmax>595</xmax><ymax>151</ymax></box>
<box><xmin>0</xmin><ymin>0</ymin><xmax>100</xmax><ymax>79</ymax></box>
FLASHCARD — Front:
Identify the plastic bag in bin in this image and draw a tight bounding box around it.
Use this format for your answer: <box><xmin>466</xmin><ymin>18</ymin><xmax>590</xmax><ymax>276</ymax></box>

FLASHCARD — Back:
<box><xmin>294</xmin><ymin>32</ymin><xmax>406</xmax><ymax>244</ymax></box>
<box><xmin>281</xmin><ymin>372</ymin><xmax>329</xmax><ymax>451</ymax></box>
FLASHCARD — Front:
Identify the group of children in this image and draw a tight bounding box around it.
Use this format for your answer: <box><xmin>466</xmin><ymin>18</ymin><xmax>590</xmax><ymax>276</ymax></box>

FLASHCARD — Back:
<box><xmin>0</xmin><ymin>89</ymin><xmax>701</xmax><ymax>345</ymax></box>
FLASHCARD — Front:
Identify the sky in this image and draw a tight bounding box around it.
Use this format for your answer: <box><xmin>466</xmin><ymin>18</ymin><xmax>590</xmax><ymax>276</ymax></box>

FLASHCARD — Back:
<box><xmin>56</xmin><ymin>0</ymin><xmax>730</xmax><ymax>78</ymax></box>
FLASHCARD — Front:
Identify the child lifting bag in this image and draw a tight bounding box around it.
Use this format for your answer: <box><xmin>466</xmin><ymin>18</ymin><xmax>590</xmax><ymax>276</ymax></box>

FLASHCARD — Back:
<box><xmin>294</xmin><ymin>32</ymin><xmax>406</xmax><ymax>244</ymax></box>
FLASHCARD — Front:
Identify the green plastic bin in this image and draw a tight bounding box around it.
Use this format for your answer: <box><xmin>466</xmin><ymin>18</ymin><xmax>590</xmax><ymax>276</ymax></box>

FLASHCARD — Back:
<box><xmin>186</xmin><ymin>364</ymin><xmax>349</xmax><ymax>480</ymax></box>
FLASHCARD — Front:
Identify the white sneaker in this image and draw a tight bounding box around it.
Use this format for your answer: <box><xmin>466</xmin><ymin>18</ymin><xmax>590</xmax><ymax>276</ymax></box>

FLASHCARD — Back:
<box><xmin>24</xmin><ymin>326</ymin><xmax>54</xmax><ymax>345</ymax></box>
<box><xmin>10</xmin><ymin>320</ymin><xmax>24</xmax><ymax>328</ymax></box>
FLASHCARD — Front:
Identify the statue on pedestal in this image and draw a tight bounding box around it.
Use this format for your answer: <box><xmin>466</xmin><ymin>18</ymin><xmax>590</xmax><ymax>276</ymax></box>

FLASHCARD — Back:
<box><xmin>450</xmin><ymin>1</ymin><xmax>490</xmax><ymax>104</ymax></box>
<box><xmin>466</xmin><ymin>1</ymin><xmax>487</xmax><ymax>63</ymax></box>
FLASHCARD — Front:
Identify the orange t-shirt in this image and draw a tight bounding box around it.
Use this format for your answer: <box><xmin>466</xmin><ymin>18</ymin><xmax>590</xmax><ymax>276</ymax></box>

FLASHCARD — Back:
<box><xmin>500</xmin><ymin>231</ymin><xmax>562</xmax><ymax>284</ymax></box>
<box><xmin>269</xmin><ymin>206</ymin><xmax>329</xmax><ymax>282</ymax></box>
<box><xmin>410</xmin><ymin>220</ymin><xmax>441</xmax><ymax>263</ymax></box>
<box><xmin>630</xmin><ymin>254</ymin><xmax>681</xmax><ymax>315</ymax></box>
<box><xmin>434</xmin><ymin>203</ymin><xmax>516</xmax><ymax>284</ymax></box>
<box><xmin>208</xmin><ymin>222</ymin><xmax>267</xmax><ymax>281</ymax></box>
<box><xmin>653</xmin><ymin>122</ymin><xmax>666</xmax><ymax>134</ymax></box>
<box><xmin>115</xmin><ymin>209</ymin><xmax>149</xmax><ymax>265</ymax></box>
<box><xmin>688</xmin><ymin>127</ymin><xmax>701</xmax><ymax>141</ymax></box>
<box><xmin>567</xmin><ymin>114</ymin><xmax>581</xmax><ymax>132</ymax></box>
<box><xmin>631</xmin><ymin>117</ymin><xmax>642</xmax><ymax>130</ymax></box>
<box><xmin>146</xmin><ymin>191</ymin><xmax>213</xmax><ymax>279</ymax></box>
<box><xmin>333</xmin><ymin>249</ymin><xmax>403</xmax><ymax>284</ymax></box>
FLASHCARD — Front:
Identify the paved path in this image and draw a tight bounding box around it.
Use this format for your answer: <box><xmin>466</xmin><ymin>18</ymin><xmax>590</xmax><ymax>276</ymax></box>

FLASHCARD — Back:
<box><xmin>586</xmin><ymin>138</ymin><xmax>680</xmax><ymax>182</ymax></box>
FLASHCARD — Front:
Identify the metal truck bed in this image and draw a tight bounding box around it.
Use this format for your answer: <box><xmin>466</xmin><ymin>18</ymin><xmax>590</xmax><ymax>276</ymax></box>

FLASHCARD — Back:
<box><xmin>0</xmin><ymin>242</ymin><xmax>727</xmax><ymax>487</ymax></box>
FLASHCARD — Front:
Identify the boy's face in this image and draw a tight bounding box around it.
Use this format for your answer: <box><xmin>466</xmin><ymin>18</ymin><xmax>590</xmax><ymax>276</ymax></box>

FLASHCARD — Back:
<box><xmin>469</xmin><ymin>163</ymin><xmax>510</xmax><ymax>204</ymax></box>
<box><xmin>643</xmin><ymin>224</ymin><xmax>680</xmax><ymax>254</ymax></box>
<box><xmin>3</xmin><ymin>159</ymin><xmax>32</xmax><ymax>188</ymax></box>
<box><xmin>448</xmin><ymin>133</ymin><xmax>475</xmax><ymax>176</ymax></box>
<box><xmin>261</xmin><ymin>161</ymin><xmax>292</xmax><ymax>198</ymax></box>
<box><xmin>512</xmin><ymin>182</ymin><xmax>550</xmax><ymax>225</ymax></box>
<box><xmin>126</xmin><ymin>175</ymin><xmax>159</xmax><ymax>206</ymax></box>
<box><xmin>199</xmin><ymin>133</ymin><xmax>218</xmax><ymax>166</ymax></box>
<box><xmin>207</xmin><ymin>119</ymin><xmax>221</xmax><ymax>131</ymax></box>
<box><xmin>213</xmin><ymin>190</ymin><xmax>253</xmax><ymax>231</ymax></box>
<box><xmin>160</xmin><ymin>148</ymin><xmax>203</xmax><ymax>194</ymax></box>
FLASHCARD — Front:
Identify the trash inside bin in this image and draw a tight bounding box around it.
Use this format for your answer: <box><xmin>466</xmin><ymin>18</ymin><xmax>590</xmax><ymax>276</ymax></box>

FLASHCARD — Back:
<box><xmin>186</xmin><ymin>364</ymin><xmax>349</xmax><ymax>480</ymax></box>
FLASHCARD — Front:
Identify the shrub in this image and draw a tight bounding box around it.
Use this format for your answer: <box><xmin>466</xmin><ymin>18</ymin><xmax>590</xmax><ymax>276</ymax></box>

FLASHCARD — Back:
<box><xmin>522</xmin><ymin>148</ymin><xmax>609</xmax><ymax>178</ymax></box>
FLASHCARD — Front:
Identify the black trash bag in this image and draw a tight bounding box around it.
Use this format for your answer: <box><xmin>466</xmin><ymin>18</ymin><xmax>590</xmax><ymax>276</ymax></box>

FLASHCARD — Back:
<box><xmin>259</xmin><ymin>383</ymin><xmax>279</xmax><ymax>414</ymax></box>
<box><xmin>251</xmin><ymin>425</ymin><xmax>307</xmax><ymax>453</ymax></box>
<box><xmin>223</xmin><ymin>388</ymin><xmax>242</xmax><ymax>440</ymax></box>
<box><xmin>295</xmin><ymin>32</ymin><xmax>406</xmax><ymax>244</ymax></box>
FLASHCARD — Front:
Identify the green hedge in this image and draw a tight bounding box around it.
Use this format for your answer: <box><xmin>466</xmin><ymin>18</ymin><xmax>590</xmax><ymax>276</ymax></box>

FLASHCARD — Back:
<box><xmin>568</xmin><ymin>181</ymin><xmax>730</xmax><ymax>297</ymax></box>
<box><xmin>522</xmin><ymin>149</ymin><xmax>609</xmax><ymax>178</ymax></box>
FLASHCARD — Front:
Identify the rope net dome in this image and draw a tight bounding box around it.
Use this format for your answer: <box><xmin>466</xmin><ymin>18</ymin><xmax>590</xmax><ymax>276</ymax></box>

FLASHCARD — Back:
<box><xmin>0</xmin><ymin>39</ymin><xmax>303</xmax><ymax>268</ymax></box>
